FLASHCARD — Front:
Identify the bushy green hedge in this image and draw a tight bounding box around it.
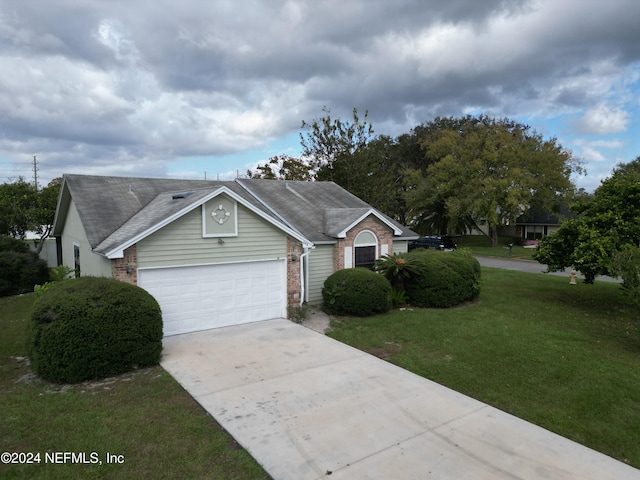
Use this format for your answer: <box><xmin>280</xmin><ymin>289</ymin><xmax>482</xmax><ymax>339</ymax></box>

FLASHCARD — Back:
<box><xmin>29</xmin><ymin>277</ymin><xmax>163</xmax><ymax>383</ymax></box>
<box><xmin>322</xmin><ymin>268</ymin><xmax>391</xmax><ymax>316</ymax></box>
<box><xmin>403</xmin><ymin>250</ymin><xmax>481</xmax><ymax>308</ymax></box>
<box><xmin>0</xmin><ymin>235</ymin><xmax>49</xmax><ymax>297</ymax></box>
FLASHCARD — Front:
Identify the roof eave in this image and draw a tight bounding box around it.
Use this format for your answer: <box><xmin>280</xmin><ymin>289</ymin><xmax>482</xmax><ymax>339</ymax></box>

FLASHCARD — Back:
<box><xmin>52</xmin><ymin>176</ymin><xmax>71</xmax><ymax>237</ymax></box>
<box><xmin>102</xmin><ymin>185</ymin><xmax>313</xmax><ymax>259</ymax></box>
<box><xmin>335</xmin><ymin>209</ymin><xmax>404</xmax><ymax>238</ymax></box>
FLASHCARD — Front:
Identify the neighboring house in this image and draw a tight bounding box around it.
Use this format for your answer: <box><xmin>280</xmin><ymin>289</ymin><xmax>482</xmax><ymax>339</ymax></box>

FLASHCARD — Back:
<box><xmin>515</xmin><ymin>207</ymin><xmax>571</xmax><ymax>242</ymax></box>
<box><xmin>53</xmin><ymin>174</ymin><xmax>417</xmax><ymax>336</ymax></box>
<box><xmin>25</xmin><ymin>230</ymin><xmax>57</xmax><ymax>268</ymax></box>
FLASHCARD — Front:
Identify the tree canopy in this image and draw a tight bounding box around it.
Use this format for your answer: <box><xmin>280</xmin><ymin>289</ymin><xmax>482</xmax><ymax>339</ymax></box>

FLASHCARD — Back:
<box><xmin>300</xmin><ymin>106</ymin><xmax>374</xmax><ymax>186</ymax></box>
<box><xmin>246</xmin><ymin>154</ymin><xmax>315</xmax><ymax>181</ymax></box>
<box><xmin>0</xmin><ymin>177</ymin><xmax>60</xmax><ymax>252</ymax></box>
<box><xmin>405</xmin><ymin>115</ymin><xmax>582</xmax><ymax>245</ymax></box>
<box><xmin>534</xmin><ymin>157</ymin><xmax>640</xmax><ymax>283</ymax></box>
<box><xmin>248</xmin><ymin>110</ymin><xmax>582</xmax><ymax>246</ymax></box>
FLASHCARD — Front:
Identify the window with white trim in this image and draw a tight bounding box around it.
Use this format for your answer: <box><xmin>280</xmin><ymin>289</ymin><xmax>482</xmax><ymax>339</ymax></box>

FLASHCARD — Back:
<box><xmin>354</xmin><ymin>230</ymin><xmax>378</xmax><ymax>270</ymax></box>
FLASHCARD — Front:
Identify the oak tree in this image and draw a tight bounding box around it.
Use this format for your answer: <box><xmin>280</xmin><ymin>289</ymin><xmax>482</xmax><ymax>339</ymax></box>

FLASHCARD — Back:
<box><xmin>534</xmin><ymin>157</ymin><xmax>640</xmax><ymax>283</ymax></box>
<box><xmin>406</xmin><ymin>115</ymin><xmax>581</xmax><ymax>245</ymax></box>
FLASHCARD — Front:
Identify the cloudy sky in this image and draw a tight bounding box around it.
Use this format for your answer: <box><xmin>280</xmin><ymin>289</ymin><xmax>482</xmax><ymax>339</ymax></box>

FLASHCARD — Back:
<box><xmin>1</xmin><ymin>0</ymin><xmax>639</xmax><ymax>191</ymax></box>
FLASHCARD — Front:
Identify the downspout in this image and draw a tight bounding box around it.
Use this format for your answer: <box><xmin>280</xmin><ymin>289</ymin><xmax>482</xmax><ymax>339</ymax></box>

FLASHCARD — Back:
<box><xmin>300</xmin><ymin>245</ymin><xmax>313</xmax><ymax>305</ymax></box>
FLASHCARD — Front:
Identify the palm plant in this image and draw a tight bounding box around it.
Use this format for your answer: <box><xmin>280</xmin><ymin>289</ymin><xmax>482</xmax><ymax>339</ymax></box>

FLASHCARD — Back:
<box><xmin>374</xmin><ymin>253</ymin><xmax>422</xmax><ymax>291</ymax></box>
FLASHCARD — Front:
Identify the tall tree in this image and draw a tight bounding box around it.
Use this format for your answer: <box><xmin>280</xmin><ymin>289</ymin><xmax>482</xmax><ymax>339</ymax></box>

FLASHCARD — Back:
<box><xmin>406</xmin><ymin>115</ymin><xmax>582</xmax><ymax>245</ymax></box>
<box><xmin>0</xmin><ymin>178</ymin><xmax>38</xmax><ymax>239</ymax></box>
<box><xmin>247</xmin><ymin>155</ymin><xmax>315</xmax><ymax>181</ymax></box>
<box><xmin>534</xmin><ymin>157</ymin><xmax>640</xmax><ymax>283</ymax></box>
<box><xmin>300</xmin><ymin>106</ymin><xmax>374</xmax><ymax>187</ymax></box>
<box><xmin>32</xmin><ymin>178</ymin><xmax>61</xmax><ymax>253</ymax></box>
<box><xmin>0</xmin><ymin>177</ymin><xmax>60</xmax><ymax>253</ymax></box>
<box><xmin>336</xmin><ymin>135</ymin><xmax>411</xmax><ymax>223</ymax></box>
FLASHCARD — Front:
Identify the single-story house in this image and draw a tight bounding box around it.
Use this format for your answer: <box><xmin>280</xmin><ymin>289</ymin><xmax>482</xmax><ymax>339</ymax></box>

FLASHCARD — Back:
<box><xmin>515</xmin><ymin>207</ymin><xmax>571</xmax><ymax>242</ymax></box>
<box><xmin>53</xmin><ymin>174</ymin><xmax>417</xmax><ymax>335</ymax></box>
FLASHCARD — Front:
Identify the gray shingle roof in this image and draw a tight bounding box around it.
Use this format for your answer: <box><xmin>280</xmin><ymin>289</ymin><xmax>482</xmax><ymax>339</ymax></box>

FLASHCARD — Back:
<box><xmin>56</xmin><ymin>174</ymin><xmax>417</xmax><ymax>256</ymax></box>
<box><xmin>60</xmin><ymin>175</ymin><xmax>218</xmax><ymax>247</ymax></box>
<box><xmin>94</xmin><ymin>187</ymin><xmax>217</xmax><ymax>255</ymax></box>
<box><xmin>236</xmin><ymin>179</ymin><xmax>416</xmax><ymax>242</ymax></box>
<box><xmin>323</xmin><ymin>208</ymin><xmax>372</xmax><ymax>237</ymax></box>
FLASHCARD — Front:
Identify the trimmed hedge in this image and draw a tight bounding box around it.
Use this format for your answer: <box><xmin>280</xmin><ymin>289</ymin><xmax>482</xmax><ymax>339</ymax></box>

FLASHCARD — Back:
<box><xmin>322</xmin><ymin>268</ymin><xmax>391</xmax><ymax>316</ymax></box>
<box><xmin>0</xmin><ymin>235</ymin><xmax>49</xmax><ymax>297</ymax></box>
<box><xmin>403</xmin><ymin>250</ymin><xmax>481</xmax><ymax>308</ymax></box>
<box><xmin>29</xmin><ymin>277</ymin><xmax>163</xmax><ymax>383</ymax></box>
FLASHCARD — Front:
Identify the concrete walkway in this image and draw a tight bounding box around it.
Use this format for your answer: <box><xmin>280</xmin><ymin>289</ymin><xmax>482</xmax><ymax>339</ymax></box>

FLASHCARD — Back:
<box><xmin>161</xmin><ymin>319</ymin><xmax>639</xmax><ymax>480</ymax></box>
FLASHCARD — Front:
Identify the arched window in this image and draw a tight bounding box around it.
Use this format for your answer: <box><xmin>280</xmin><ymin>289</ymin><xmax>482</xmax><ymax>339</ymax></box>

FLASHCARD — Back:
<box><xmin>354</xmin><ymin>230</ymin><xmax>378</xmax><ymax>269</ymax></box>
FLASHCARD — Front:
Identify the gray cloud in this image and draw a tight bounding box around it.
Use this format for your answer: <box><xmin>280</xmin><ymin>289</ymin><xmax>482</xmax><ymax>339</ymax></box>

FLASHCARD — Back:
<box><xmin>0</xmin><ymin>0</ymin><xmax>639</xmax><ymax>185</ymax></box>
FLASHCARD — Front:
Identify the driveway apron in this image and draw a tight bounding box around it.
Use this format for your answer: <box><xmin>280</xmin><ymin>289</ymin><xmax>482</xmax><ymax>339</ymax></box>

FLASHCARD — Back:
<box><xmin>161</xmin><ymin>319</ymin><xmax>639</xmax><ymax>480</ymax></box>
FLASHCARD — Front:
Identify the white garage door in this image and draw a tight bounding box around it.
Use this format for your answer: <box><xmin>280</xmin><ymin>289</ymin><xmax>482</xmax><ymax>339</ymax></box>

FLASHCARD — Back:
<box><xmin>138</xmin><ymin>260</ymin><xmax>286</xmax><ymax>336</ymax></box>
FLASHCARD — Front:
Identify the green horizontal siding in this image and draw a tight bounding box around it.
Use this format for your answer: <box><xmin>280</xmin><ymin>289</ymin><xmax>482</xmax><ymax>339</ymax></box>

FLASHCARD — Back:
<box><xmin>307</xmin><ymin>245</ymin><xmax>335</xmax><ymax>305</ymax></box>
<box><xmin>62</xmin><ymin>201</ymin><xmax>112</xmax><ymax>277</ymax></box>
<box><xmin>138</xmin><ymin>204</ymin><xmax>287</xmax><ymax>268</ymax></box>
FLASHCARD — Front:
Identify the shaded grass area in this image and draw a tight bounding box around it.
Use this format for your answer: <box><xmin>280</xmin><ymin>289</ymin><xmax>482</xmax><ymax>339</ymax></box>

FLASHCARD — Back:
<box><xmin>327</xmin><ymin>268</ymin><xmax>640</xmax><ymax>467</ymax></box>
<box><xmin>457</xmin><ymin>235</ymin><xmax>536</xmax><ymax>260</ymax></box>
<box><xmin>0</xmin><ymin>294</ymin><xmax>270</xmax><ymax>480</ymax></box>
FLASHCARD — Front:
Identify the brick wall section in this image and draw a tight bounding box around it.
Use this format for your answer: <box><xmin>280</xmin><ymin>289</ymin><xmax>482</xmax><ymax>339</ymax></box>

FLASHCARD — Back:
<box><xmin>111</xmin><ymin>244</ymin><xmax>138</xmax><ymax>285</ymax></box>
<box><xmin>287</xmin><ymin>237</ymin><xmax>303</xmax><ymax>307</ymax></box>
<box><xmin>333</xmin><ymin>216</ymin><xmax>394</xmax><ymax>271</ymax></box>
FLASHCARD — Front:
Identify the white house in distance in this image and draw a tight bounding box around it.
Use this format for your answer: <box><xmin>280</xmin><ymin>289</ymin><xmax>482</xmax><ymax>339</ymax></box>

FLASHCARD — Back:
<box><xmin>53</xmin><ymin>174</ymin><xmax>417</xmax><ymax>336</ymax></box>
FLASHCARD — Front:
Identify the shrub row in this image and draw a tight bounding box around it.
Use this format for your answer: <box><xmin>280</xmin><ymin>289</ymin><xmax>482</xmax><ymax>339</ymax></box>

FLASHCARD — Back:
<box><xmin>322</xmin><ymin>250</ymin><xmax>481</xmax><ymax>316</ymax></box>
<box><xmin>403</xmin><ymin>250</ymin><xmax>481</xmax><ymax>308</ymax></box>
<box><xmin>29</xmin><ymin>277</ymin><xmax>163</xmax><ymax>383</ymax></box>
<box><xmin>0</xmin><ymin>235</ymin><xmax>49</xmax><ymax>297</ymax></box>
<box><xmin>322</xmin><ymin>268</ymin><xmax>391</xmax><ymax>316</ymax></box>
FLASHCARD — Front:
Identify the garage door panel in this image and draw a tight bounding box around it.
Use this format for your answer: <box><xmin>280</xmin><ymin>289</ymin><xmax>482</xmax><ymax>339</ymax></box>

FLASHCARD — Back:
<box><xmin>138</xmin><ymin>260</ymin><xmax>286</xmax><ymax>336</ymax></box>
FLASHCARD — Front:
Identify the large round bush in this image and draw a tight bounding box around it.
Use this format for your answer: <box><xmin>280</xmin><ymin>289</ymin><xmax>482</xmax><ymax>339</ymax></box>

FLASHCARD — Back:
<box><xmin>0</xmin><ymin>235</ymin><xmax>49</xmax><ymax>297</ymax></box>
<box><xmin>404</xmin><ymin>250</ymin><xmax>481</xmax><ymax>308</ymax></box>
<box><xmin>29</xmin><ymin>277</ymin><xmax>163</xmax><ymax>383</ymax></box>
<box><xmin>322</xmin><ymin>268</ymin><xmax>391</xmax><ymax>316</ymax></box>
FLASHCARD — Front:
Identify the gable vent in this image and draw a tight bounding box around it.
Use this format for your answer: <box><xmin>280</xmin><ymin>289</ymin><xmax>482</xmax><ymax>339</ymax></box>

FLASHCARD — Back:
<box><xmin>172</xmin><ymin>192</ymin><xmax>193</xmax><ymax>200</ymax></box>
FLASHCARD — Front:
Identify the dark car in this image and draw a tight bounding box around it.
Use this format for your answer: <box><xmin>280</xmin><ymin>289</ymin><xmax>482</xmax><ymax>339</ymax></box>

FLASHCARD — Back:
<box><xmin>408</xmin><ymin>235</ymin><xmax>457</xmax><ymax>251</ymax></box>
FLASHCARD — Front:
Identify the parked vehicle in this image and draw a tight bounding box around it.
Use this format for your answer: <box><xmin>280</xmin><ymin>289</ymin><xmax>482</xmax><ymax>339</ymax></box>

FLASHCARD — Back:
<box><xmin>408</xmin><ymin>235</ymin><xmax>457</xmax><ymax>251</ymax></box>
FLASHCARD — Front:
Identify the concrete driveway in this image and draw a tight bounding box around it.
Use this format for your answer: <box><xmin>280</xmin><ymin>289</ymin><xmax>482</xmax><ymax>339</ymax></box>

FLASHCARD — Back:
<box><xmin>161</xmin><ymin>319</ymin><xmax>639</xmax><ymax>480</ymax></box>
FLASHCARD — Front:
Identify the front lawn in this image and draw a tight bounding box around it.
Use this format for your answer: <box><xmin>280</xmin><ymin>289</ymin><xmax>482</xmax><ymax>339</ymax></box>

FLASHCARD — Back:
<box><xmin>457</xmin><ymin>235</ymin><xmax>537</xmax><ymax>260</ymax></box>
<box><xmin>327</xmin><ymin>268</ymin><xmax>640</xmax><ymax>468</ymax></box>
<box><xmin>465</xmin><ymin>244</ymin><xmax>536</xmax><ymax>260</ymax></box>
<box><xmin>0</xmin><ymin>294</ymin><xmax>270</xmax><ymax>480</ymax></box>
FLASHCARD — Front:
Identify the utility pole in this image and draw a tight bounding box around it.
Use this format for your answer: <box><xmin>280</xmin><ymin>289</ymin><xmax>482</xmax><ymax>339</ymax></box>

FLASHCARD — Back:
<box><xmin>32</xmin><ymin>155</ymin><xmax>39</xmax><ymax>192</ymax></box>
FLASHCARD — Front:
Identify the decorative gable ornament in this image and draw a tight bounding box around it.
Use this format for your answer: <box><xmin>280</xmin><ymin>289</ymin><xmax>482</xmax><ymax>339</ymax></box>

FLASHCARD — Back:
<box><xmin>212</xmin><ymin>204</ymin><xmax>231</xmax><ymax>224</ymax></box>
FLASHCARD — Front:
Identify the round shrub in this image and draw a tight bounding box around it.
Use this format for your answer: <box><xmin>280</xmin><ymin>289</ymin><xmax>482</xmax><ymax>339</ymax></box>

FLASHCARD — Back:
<box><xmin>0</xmin><ymin>235</ymin><xmax>49</xmax><ymax>297</ymax></box>
<box><xmin>322</xmin><ymin>268</ymin><xmax>391</xmax><ymax>316</ymax></box>
<box><xmin>29</xmin><ymin>277</ymin><xmax>163</xmax><ymax>383</ymax></box>
<box><xmin>404</xmin><ymin>250</ymin><xmax>481</xmax><ymax>308</ymax></box>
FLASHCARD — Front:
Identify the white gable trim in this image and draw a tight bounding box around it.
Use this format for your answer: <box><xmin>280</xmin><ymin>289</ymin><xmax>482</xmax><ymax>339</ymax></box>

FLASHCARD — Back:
<box><xmin>103</xmin><ymin>186</ymin><xmax>312</xmax><ymax>259</ymax></box>
<box><xmin>336</xmin><ymin>209</ymin><xmax>403</xmax><ymax>238</ymax></box>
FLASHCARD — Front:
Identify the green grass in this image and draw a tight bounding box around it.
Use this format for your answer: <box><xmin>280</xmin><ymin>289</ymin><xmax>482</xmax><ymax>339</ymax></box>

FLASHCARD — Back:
<box><xmin>327</xmin><ymin>268</ymin><xmax>640</xmax><ymax>467</ymax></box>
<box><xmin>457</xmin><ymin>235</ymin><xmax>536</xmax><ymax>260</ymax></box>
<box><xmin>466</xmin><ymin>244</ymin><xmax>536</xmax><ymax>260</ymax></box>
<box><xmin>0</xmin><ymin>294</ymin><xmax>270</xmax><ymax>480</ymax></box>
